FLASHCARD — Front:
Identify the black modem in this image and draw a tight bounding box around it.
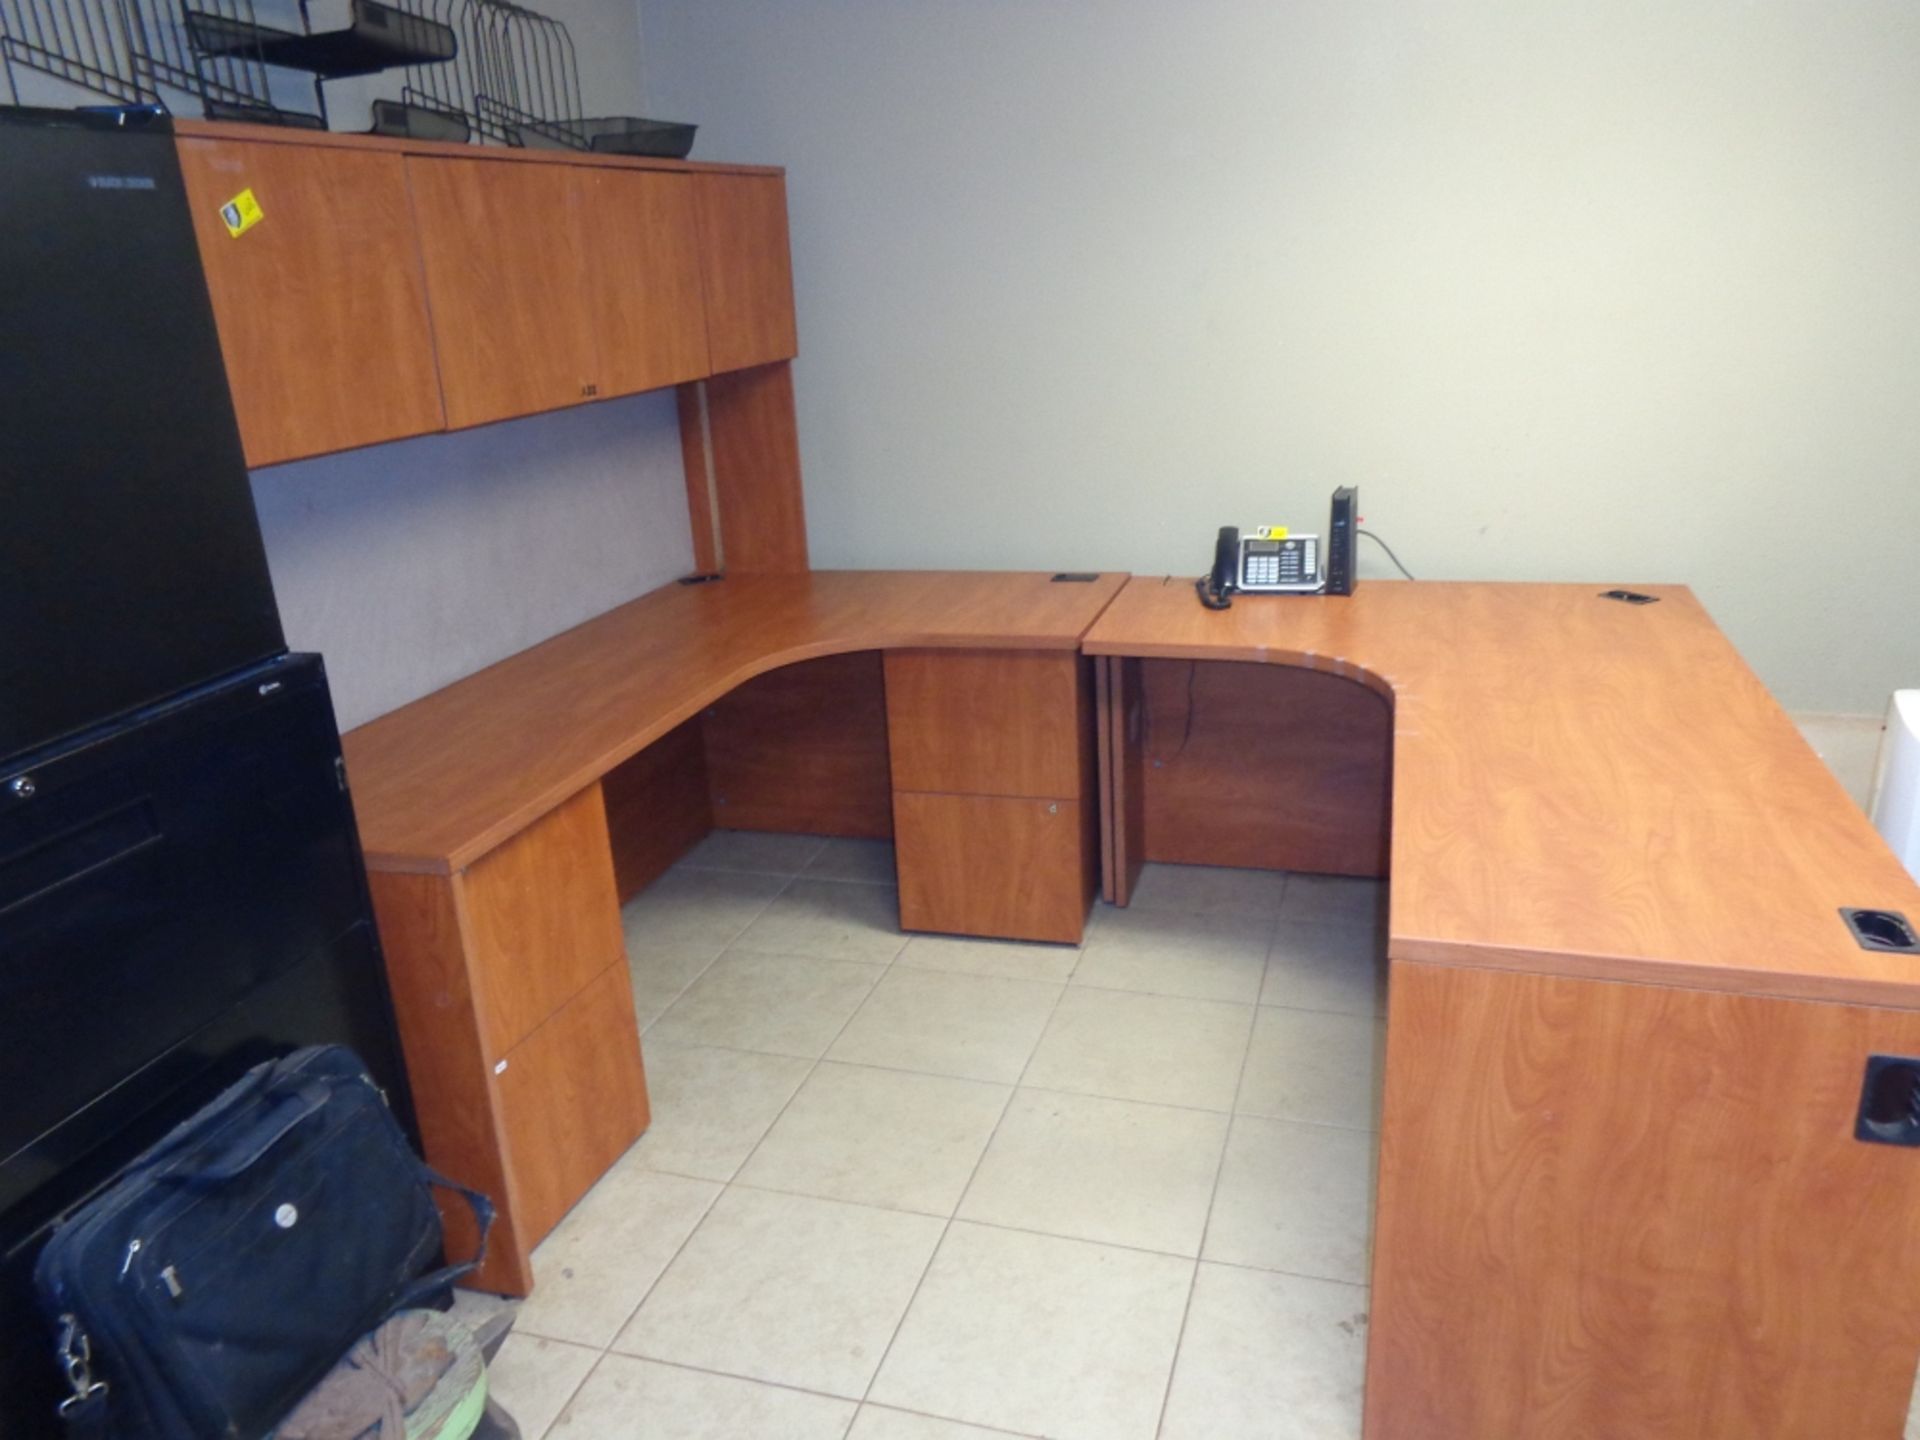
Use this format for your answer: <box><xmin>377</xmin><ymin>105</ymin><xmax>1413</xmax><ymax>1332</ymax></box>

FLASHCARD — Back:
<box><xmin>1326</xmin><ymin>486</ymin><xmax>1358</xmax><ymax>595</ymax></box>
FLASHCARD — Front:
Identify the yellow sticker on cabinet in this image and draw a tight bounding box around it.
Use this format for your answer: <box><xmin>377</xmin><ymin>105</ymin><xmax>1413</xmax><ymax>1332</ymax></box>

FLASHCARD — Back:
<box><xmin>219</xmin><ymin>188</ymin><xmax>263</xmax><ymax>238</ymax></box>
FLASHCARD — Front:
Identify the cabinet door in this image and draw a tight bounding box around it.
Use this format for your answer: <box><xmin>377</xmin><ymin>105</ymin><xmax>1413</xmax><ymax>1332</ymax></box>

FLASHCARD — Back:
<box><xmin>895</xmin><ymin>792</ymin><xmax>1094</xmax><ymax>943</ymax></box>
<box><xmin>582</xmin><ymin>169</ymin><xmax>711</xmax><ymax>396</ymax></box>
<box><xmin>695</xmin><ymin>173</ymin><xmax>798</xmax><ymax>373</ymax></box>
<box><xmin>177</xmin><ymin>138</ymin><xmax>444</xmax><ymax>467</ymax></box>
<box><xmin>407</xmin><ymin>157</ymin><xmax>599</xmax><ymax>428</ymax></box>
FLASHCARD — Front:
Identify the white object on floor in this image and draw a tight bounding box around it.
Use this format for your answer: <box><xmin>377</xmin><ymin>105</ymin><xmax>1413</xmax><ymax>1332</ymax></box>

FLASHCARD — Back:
<box><xmin>1870</xmin><ymin>691</ymin><xmax>1920</xmax><ymax>883</ymax></box>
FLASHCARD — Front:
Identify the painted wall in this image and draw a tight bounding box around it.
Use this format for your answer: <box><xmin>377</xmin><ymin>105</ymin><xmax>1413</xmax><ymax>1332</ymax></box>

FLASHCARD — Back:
<box><xmin>638</xmin><ymin>0</ymin><xmax>1920</xmax><ymax>712</ymax></box>
<box><xmin>250</xmin><ymin>391</ymin><xmax>692</xmax><ymax>731</ymax></box>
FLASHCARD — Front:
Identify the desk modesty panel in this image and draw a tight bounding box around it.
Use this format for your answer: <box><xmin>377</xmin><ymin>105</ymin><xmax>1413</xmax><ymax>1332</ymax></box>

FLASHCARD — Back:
<box><xmin>343</xmin><ymin>570</ymin><xmax>1127</xmax><ymax>875</ymax></box>
<box><xmin>1085</xmin><ymin>577</ymin><xmax>1920</xmax><ymax>1007</ymax></box>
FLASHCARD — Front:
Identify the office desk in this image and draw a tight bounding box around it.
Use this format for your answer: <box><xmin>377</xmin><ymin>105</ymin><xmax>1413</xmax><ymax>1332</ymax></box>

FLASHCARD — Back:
<box><xmin>342</xmin><ymin>570</ymin><xmax>1125</xmax><ymax>1291</ymax></box>
<box><xmin>1085</xmin><ymin>577</ymin><xmax>1920</xmax><ymax>1438</ymax></box>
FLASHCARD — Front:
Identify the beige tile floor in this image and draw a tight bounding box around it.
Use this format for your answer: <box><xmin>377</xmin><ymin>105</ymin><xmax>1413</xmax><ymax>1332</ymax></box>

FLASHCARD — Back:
<box><xmin>475</xmin><ymin>832</ymin><xmax>1387</xmax><ymax>1440</ymax></box>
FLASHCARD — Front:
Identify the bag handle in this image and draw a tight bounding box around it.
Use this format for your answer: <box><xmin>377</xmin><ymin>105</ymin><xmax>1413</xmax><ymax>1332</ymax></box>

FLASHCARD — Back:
<box><xmin>388</xmin><ymin>1168</ymin><xmax>496</xmax><ymax>1314</ymax></box>
<box><xmin>163</xmin><ymin>1082</ymin><xmax>331</xmax><ymax>1186</ymax></box>
<box><xmin>127</xmin><ymin>1048</ymin><xmax>330</xmax><ymax>1183</ymax></box>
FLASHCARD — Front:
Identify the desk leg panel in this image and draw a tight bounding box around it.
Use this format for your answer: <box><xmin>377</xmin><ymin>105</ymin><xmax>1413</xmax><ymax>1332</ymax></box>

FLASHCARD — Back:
<box><xmin>1108</xmin><ymin>657</ymin><xmax>1146</xmax><ymax>907</ymax></box>
<box><xmin>366</xmin><ymin>868</ymin><xmax>529</xmax><ymax>1294</ymax></box>
<box><xmin>1367</xmin><ymin>960</ymin><xmax>1920</xmax><ymax>1439</ymax></box>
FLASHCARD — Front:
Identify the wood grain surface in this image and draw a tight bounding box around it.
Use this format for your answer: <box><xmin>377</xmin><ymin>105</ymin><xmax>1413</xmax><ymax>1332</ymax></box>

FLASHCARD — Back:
<box><xmin>885</xmin><ymin>650</ymin><xmax>1085</xmax><ymax>799</ymax></box>
<box><xmin>461</xmin><ymin>785</ymin><xmax>626</xmax><ymax>1061</ymax></box>
<box><xmin>694</xmin><ymin>172</ymin><xmax>799</xmax><ymax>373</ymax></box>
<box><xmin>894</xmin><ymin>792</ymin><xmax>1094</xmax><ymax>943</ymax></box>
<box><xmin>364</xmin><ymin>869</ymin><xmax>526</xmax><ymax>1293</ymax></box>
<box><xmin>580</xmin><ymin>168</ymin><xmax>711</xmax><ymax>397</ymax></box>
<box><xmin>603</xmin><ymin>718</ymin><xmax>713</xmax><ymax>901</ymax></box>
<box><xmin>675</xmin><ymin>382</ymin><xmax>720</xmax><ymax>573</ymax></box>
<box><xmin>1369</xmin><ymin>959</ymin><xmax>1920</xmax><ymax>1438</ymax></box>
<box><xmin>405</xmin><ymin>156</ymin><xmax>598</xmax><ymax>428</ymax></box>
<box><xmin>342</xmin><ymin>571</ymin><xmax>1127</xmax><ymax>874</ymax></box>
<box><xmin>705</xmin><ymin>652</ymin><xmax>893</xmax><ymax>837</ymax></box>
<box><xmin>704</xmin><ymin>362</ymin><xmax>810</xmax><ymax>572</ymax></box>
<box><xmin>1139</xmin><ymin>657</ymin><xmax>1391</xmax><ymax>876</ymax></box>
<box><xmin>1085</xmin><ymin>578</ymin><xmax>1920</xmax><ymax>1007</ymax></box>
<box><xmin>491</xmin><ymin>959</ymin><xmax>649</xmax><ymax>1253</ymax></box>
<box><xmin>177</xmin><ymin>137</ymin><xmax>444</xmax><ymax>466</ymax></box>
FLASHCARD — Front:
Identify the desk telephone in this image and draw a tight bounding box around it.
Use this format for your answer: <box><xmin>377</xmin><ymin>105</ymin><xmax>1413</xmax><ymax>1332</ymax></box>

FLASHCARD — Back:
<box><xmin>1197</xmin><ymin>486</ymin><xmax>1357</xmax><ymax>609</ymax></box>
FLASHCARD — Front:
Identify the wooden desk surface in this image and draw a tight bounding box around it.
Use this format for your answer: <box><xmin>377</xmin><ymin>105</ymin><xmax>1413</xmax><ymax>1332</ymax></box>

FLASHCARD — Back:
<box><xmin>343</xmin><ymin>570</ymin><xmax>1127</xmax><ymax>874</ymax></box>
<box><xmin>1085</xmin><ymin>577</ymin><xmax>1920</xmax><ymax>1008</ymax></box>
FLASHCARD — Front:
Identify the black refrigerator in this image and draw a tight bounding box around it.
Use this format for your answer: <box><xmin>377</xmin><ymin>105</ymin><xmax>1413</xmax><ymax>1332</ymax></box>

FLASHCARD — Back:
<box><xmin>0</xmin><ymin>107</ymin><xmax>413</xmax><ymax>1435</ymax></box>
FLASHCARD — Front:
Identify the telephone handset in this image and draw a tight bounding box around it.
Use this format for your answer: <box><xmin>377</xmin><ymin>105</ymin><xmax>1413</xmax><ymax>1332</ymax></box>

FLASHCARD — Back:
<box><xmin>1196</xmin><ymin>487</ymin><xmax>1357</xmax><ymax>610</ymax></box>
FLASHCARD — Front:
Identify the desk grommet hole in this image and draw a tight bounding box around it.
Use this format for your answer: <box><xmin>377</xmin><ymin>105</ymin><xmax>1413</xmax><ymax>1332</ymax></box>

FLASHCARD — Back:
<box><xmin>1841</xmin><ymin>908</ymin><xmax>1919</xmax><ymax>953</ymax></box>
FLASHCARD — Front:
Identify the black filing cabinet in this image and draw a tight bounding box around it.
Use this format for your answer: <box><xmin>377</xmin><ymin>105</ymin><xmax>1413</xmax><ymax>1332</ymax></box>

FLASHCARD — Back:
<box><xmin>0</xmin><ymin>655</ymin><xmax>412</xmax><ymax>1438</ymax></box>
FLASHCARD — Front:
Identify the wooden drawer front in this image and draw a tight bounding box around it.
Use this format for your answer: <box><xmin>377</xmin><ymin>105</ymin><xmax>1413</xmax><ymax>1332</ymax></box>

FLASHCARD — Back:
<box><xmin>493</xmin><ymin>959</ymin><xmax>649</xmax><ymax>1248</ymax></box>
<box><xmin>178</xmin><ymin>138</ymin><xmax>444</xmax><ymax>467</ymax></box>
<box><xmin>465</xmin><ymin>784</ymin><xmax>626</xmax><ymax>1060</ymax></box>
<box><xmin>895</xmin><ymin>792</ymin><xmax>1092</xmax><ymax>944</ymax></box>
<box><xmin>885</xmin><ymin>650</ymin><xmax>1086</xmax><ymax>799</ymax></box>
<box><xmin>695</xmin><ymin>173</ymin><xmax>798</xmax><ymax>373</ymax></box>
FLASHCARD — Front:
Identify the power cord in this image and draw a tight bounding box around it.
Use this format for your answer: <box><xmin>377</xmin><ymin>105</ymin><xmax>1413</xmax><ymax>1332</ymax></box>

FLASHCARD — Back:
<box><xmin>1359</xmin><ymin>529</ymin><xmax>1417</xmax><ymax>581</ymax></box>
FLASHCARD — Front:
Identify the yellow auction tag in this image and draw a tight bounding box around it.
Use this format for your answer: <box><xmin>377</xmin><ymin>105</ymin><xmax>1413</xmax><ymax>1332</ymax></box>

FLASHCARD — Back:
<box><xmin>219</xmin><ymin>188</ymin><xmax>264</xmax><ymax>238</ymax></box>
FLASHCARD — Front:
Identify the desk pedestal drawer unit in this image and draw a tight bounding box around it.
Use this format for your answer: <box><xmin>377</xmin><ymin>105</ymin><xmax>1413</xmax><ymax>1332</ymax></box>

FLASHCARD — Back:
<box><xmin>886</xmin><ymin>649</ymin><xmax>1100</xmax><ymax>944</ymax></box>
<box><xmin>364</xmin><ymin>785</ymin><xmax>647</xmax><ymax>1294</ymax></box>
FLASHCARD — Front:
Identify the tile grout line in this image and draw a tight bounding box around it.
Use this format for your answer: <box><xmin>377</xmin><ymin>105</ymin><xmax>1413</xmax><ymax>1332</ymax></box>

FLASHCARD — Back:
<box><xmin>628</xmin><ymin>862</ymin><xmax>801</xmax><ymax>1034</ymax></box>
<box><xmin>851</xmin><ymin>962</ymin><xmax>1078</xmax><ymax>1416</ymax></box>
<box><xmin>714</xmin><ymin>872</ymin><xmax>917</xmax><ymax>1183</ymax></box>
<box><xmin>535</xmin><ymin>864</ymin><xmax>816</xmax><ymax>1433</ymax></box>
<box><xmin>1151</xmin><ymin>940</ymin><xmax>1266</xmax><ymax>1440</ymax></box>
<box><xmin>560</xmin><ymin>1339</ymin><xmax>1050</xmax><ymax>1440</ymax></box>
<box><xmin>617</xmin><ymin>1041</ymin><xmax>1378</xmax><ymax>1143</ymax></box>
<box><xmin>576</xmin><ymin>868</ymin><xmax>919</xmax><ymax>1421</ymax></box>
<box><xmin>597</xmin><ymin>855</ymin><xmax>1381</xmax><ymax>1434</ymax></box>
<box><xmin>527</xmin><ymin>1348</ymin><xmax>609</xmax><ymax>1440</ymax></box>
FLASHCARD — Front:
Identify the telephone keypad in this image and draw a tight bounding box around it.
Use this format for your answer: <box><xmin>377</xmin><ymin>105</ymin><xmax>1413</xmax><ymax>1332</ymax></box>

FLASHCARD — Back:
<box><xmin>1242</xmin><ymin>537</ymin><xmax>1318</xmax><ymax>590</ymax></box>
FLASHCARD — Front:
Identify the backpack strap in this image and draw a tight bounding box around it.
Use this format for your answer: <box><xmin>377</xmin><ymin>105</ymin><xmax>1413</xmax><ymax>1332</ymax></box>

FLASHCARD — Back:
<box><xmin>388</xmin><ymin>1169</ymin><xmax>496</xmax><ymax>1314</ymax></box>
